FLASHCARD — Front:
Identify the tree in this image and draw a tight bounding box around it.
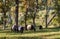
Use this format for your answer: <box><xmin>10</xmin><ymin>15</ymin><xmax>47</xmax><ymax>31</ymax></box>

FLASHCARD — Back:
<box><xmin>24</xmin><ymin>7</ymin><xmax>28</xmax><ymax>30</ymax></box>
<box><xmin>32</xmin><ymin>0</ymin><xmax>38</xmax><ymax>27</ymax></box>
<box><xmin>15</xmin><ymin>0</ymin><xmax>19</xmax><ymax>29</ymax></box>
<box><xmin>22</xmin><ymin>0</ymin><xmax>36</xmax><ymax>30</ymax></box>
<box><xmin>0</xmin><ymin>0</ymin><xmax>15</xmax><ymax>29</ymax></box>
<box><xmin>2</xmin><ymin>0</ymin><xmax>6</xmax><ymax>30</ymax></box>
<box><xmin>44</xmin><ymin>0</ymin><xmax>49</xmax><ymax>28</ymax></box>
<box><xmin>56</xmin><ymin>0</ymin><xmax>60</xmax><ymax>26</ymax></box>
<box><xmin>2</xmin><ymin>0</ymin><xmax>13</xmax><ymax>29</ymax></box>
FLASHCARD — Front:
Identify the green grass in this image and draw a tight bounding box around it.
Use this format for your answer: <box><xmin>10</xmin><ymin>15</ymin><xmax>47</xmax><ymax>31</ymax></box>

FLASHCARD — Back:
<box><xmin>0</xmin><ymin>37</ymin><xmax>43</xmax><ymax>39</ymax></box>
<box><xmin>0</xmin><ymin>27</ymin><xmax>60</xmax><ymax>39</ymax></box>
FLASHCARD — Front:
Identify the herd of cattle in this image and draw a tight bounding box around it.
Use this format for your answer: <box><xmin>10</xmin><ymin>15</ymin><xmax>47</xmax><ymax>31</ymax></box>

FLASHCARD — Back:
<box><xmin>11</xmin><ymin>24</ymin><xmax>43</xmax><ymax>33</ymax></box>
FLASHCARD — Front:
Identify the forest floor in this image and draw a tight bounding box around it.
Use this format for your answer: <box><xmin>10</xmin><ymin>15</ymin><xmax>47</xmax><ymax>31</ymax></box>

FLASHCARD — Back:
<box><xmin>0</xmin><ymin>27</ymin><xmax>60</xmax><ymax>39</ymax></box>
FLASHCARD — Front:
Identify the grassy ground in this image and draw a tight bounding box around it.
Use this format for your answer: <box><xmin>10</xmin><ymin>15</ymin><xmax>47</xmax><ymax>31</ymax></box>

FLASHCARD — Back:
<box><xmin>0</xmin><ymin>27</ymin><xmax>60</xmax><ymax>39</ymax></box>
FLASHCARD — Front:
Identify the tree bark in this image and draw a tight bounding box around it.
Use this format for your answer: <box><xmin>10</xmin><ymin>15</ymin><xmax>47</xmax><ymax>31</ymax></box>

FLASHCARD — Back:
<box><xmin>33</xmin><ymin>10</ymin><xmax>36</xmax><ymax>27</ymax></box>
<box><xmin>3</xmin><ymin>12</ymin><xmax>6</xmax><ymax>30</ymax></box>
<box><xmin>15</xmin><ymin>0</ymin><xmax>19</xmax><ymax>27</ymax></box>
<box><xmin>45</xmin><ymin>0</ymin><xmax>48</xmax><ymax>28</ymax></box>
<box><xmin>2</xmin><ymin>7</ymin><xmax>6</xmax><ymax>30</ymax></box>
<box><xmin>47</xmin><ymin>13</ymin><xmax>56</xmax><ymax>26</ymax></box>
<box><xmin>45</xmin><ymin>15</ymin><xmax>48</xmax><ymax>28</ymax></box>
<box><xmin>2</xmin><ymin>0</ymin><xmax>6</xmax><ymax>30</ymax></box>
<box><xmin>25</xmin><ymin>8</ymin><xmax>28</xmax><ymax>30</ymax></box>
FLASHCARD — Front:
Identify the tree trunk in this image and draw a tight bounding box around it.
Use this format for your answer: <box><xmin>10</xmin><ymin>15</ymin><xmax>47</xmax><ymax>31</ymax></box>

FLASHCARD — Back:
<box><xmin>3</xmin><ymin>12</ymin><xmax>6</xmax><ymax>30</ymax></box>
<box><xmin>33</xmin><ymin>11</ymin><xmax>36</xmax><ymax>27</ymax></box>
<box><xmin>45</xmin><ymin>0</ymin><xmax>48</xmax><ymax>28</ymax></box>
<box><xmin>33</xmin><ymin>17</ymin><xmax>35</xmax><ymax>26</ymax></box>
<box><xmin>45</xmin><ymin>15</ymin><xmax>48</xmax><ymax>28</ymax></box>
<box><xmin>2</xmin><ymin>8</ymin><xmax>6</xmax><ymax>30</ymax></box>
<box><xmin>25</xmin><ymin>8</ymin><xmax>28</xmax><ymax>30</ymax></box>
<box><xmin>15</xmin><ymin>0</ymin><xmax>19</xmax><ymax>28</ymax></box>
<box><xmin>2</xmin><ymin>0</ymin><xmax>6</xmax><ymax>30</ymax></box>
<box><xmin>33</xmin><ymin>0</ymin><xmax>38</xmax><ymax>26</ymax></box>
<box><xmin>8</xmin><ymin>11</ymin><xmax>12</xmax><ymax>24</ymax></box>
<box><xmin>47</xmin><ymin>13</ymin><xmax>56</xmax><ymax>26</ymax></box>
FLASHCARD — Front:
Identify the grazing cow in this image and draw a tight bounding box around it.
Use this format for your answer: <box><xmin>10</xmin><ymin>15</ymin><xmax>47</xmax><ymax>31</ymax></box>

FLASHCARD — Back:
<box><xmin>39</xmin><ymin>25</ymin><xmax>43</xmax><ymax>29</ymax></box>
<box><xmin>11</xmin><ymin>25</ymin><xmax>18</xmax><ymax>32</ymax></box>
<box><xmin>18</xmin><ymin>26</ymin><xmax>24</xmax><ymax>33</ymax></box>
<box><xmin>11</xmin><ymin>25</ymin><xmax>24</xmax><ymax>33</ymax></box>
<box><xmin>27</xmin><ymin>24</ymin><xmax>36</xmax><ymax>31</ymax></box>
